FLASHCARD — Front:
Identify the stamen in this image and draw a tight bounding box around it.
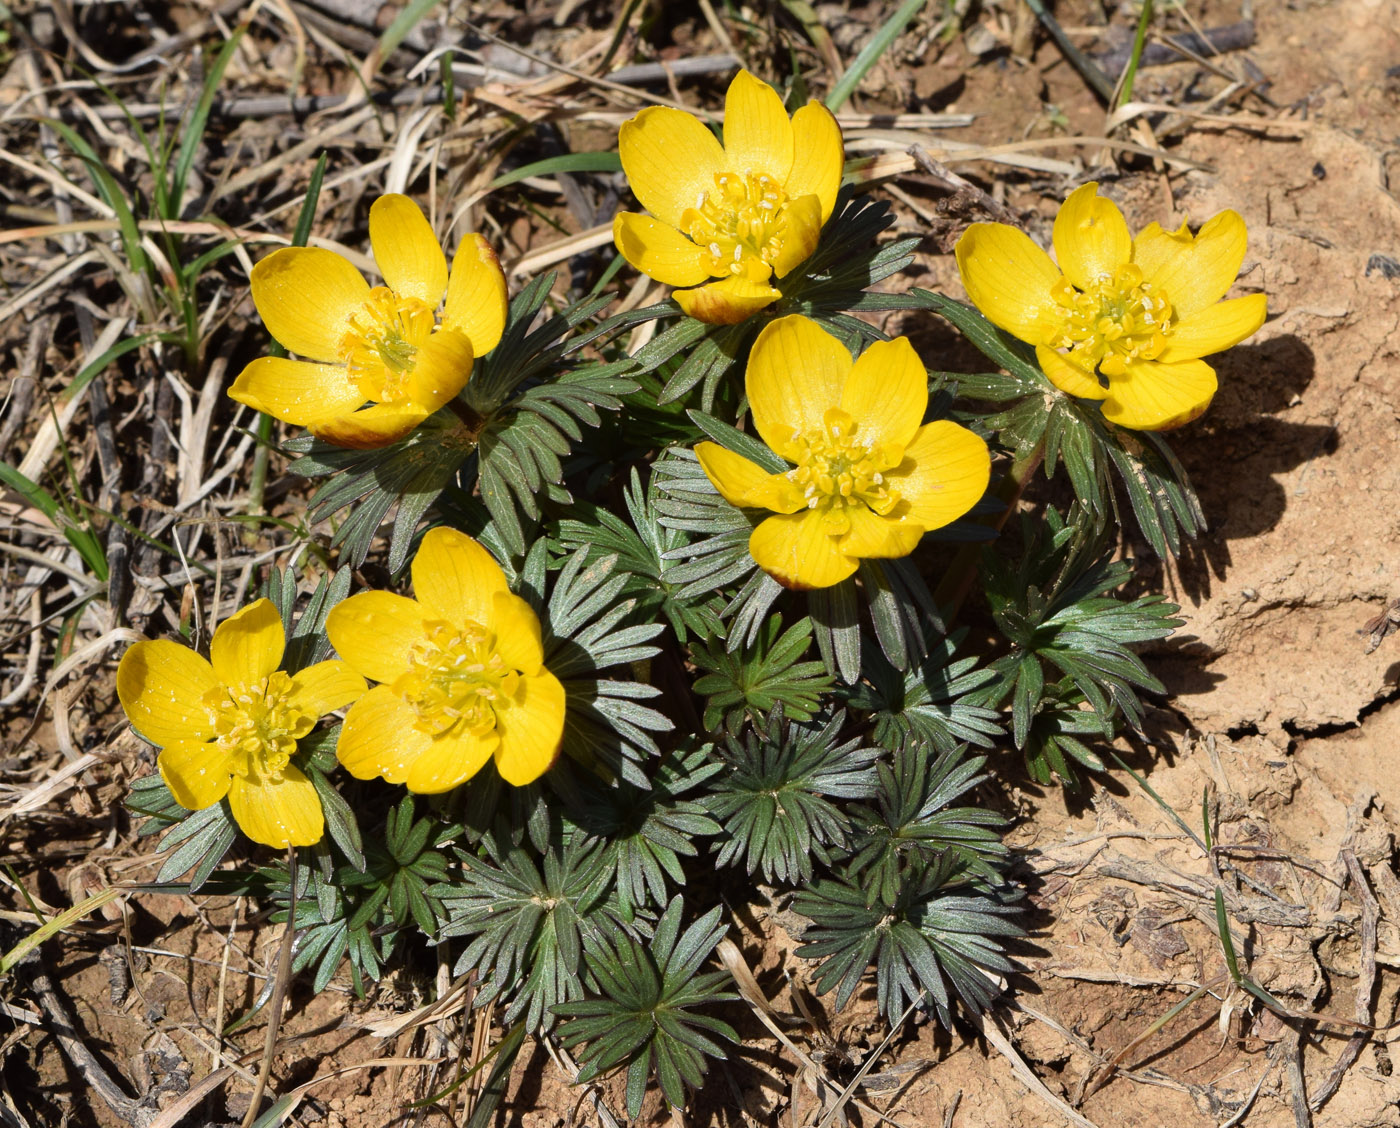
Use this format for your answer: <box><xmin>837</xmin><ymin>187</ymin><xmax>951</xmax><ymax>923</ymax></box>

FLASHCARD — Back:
<box><xmin>392</xmin><ymin>619</ymin><xmax>522</xmax><ymax>738</ymax></box>
<box><xmin>338</xmin><ymin>287</ymin><xmax>437</xmax><ymax>405</ymax></box>
<box><xmin>206</xmin><ymin>670</ymin><xmax>314</xmax><ymax>780</ymax></box>
<box><xmin>784</xmin><ymin>410</ymin><xmax>904</xmax><ymax>521</ymax></box>
<box><xmin>682</xmin><ymin>170</ymin><xmax>795</xmax><ymax>282</ymax></box>
<box><xmin>1047</xmin><ymin>265</ymin><xmax>1175</xmax><ymax>369</ymax></box>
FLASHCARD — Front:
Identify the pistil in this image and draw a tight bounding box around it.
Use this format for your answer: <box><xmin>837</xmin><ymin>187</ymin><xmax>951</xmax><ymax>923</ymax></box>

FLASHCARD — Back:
<box><xmin>682</xmin><ymin>171</ymin><xmax>790</xmax><ymax>281</ymax></box>
<box><xmin>339</xmin><ymin>287</ymin><xmax>437</xmax><ymax>403</ymax></box>
<box><xmin>394</xmin><ymin>620</ymin><xmax>518</xmax><ymax>738</ymax></box>
<box><xmin>1047</xmin><ymin>264</ymin><xmax>1174</xmax><ymax>372</ymax></box>
<box><xmin>206</xmin><ymin>671</ymin><xmax>314</xmax><ymax>779</ymax></box>
<box><xmin>786</xmin><ymin>408</ymin><xmax>902</xmax><ymax>519</ymax></box>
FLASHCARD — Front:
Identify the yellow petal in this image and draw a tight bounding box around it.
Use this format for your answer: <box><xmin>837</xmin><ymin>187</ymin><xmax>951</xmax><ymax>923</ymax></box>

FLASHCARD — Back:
<box><xmin>337</xmin><ymin>684</ymin><xmax>433</xmax><ymax>783</ymax></box>
<box><xmin>673</xmin><ymin>276</ymin><xmax>781</xmax><ymax>325</ymax></box>
<box><xmin>954</xmin><ymin>223</ymin><xmax>1063</xmax><ymax>345</ymax></box>
<box><xmin>749</xmin><ymin>509</ymin><xmax>859</xmax><ymax>590</ymax></box>
<box><xmin>369</xmin><ymin>194</ymin><xmax>449</xmax><ymax>308</ymax></box>
<box><xmin>228</xmin><ymin>765</ymin><xmax>324</xmax><ymax>848</ymax></box>
<box><xmin>1132</xmin><ymin>209</ymin><xmax>1248</xmax><ymax>320</ymax></box>
<box><xmin>405</xmin><ymin>328</ymin><xmax>474</xmax><ymax>414</ymax></box>
<box><xmin>886</xmin><ymin>420</ymin><xmax>990</xmax><ymax>531</ymax></box>
<box><xmin>771</xmin><ymin>193</ymin><xmax>822</xmax><ymax>278</ymax></box>
<box><xmin>747</xmin><ymin>315</ymin><xmax>851</xmax><ymax>460</ymax></box>
<box><xmin>250</xmin><ymin>247</ymin><xmax>369</xmax><ymax>362</ymax></box>
<box><xmin>289</xmin><ymin>660</ymin><xmax>366</xmax><ymax>717</ymax></box>
<box><xmin>1160</xmin><ymin>293</ymin><xmax>1267</xmax><ymax>362</ymax></box>
<box><xmin>210</xmin><ymin>599</ymin><xmax>285</xmax><ymax>688</ymax></box>
<box><xmin>786</xmin><ymin>102</ymin><xmax>843</xmax><ymax>223</ymax></box>
<box><xmin>838</xmin><ymin>506</ymin><xmax>924</xmax><ymax>560</ymax></box>
<box><xmin>442</xmin><ymin>233</ymin><xmax>508</xmax><ymax>358</ymax></box>
<box><xmin>491</xmin><ymin>592</ymin><xmax>545</xmax><ymax>677</ymax></box>
<box><xmin>158</xmin><ymin>739</ymin><xmax>233</xmax><ymax>811</ymax></box>
<box><xmin>612</xmin><ymin>212</ymin><xmax>710</xmax><ymax>287</ymax></box>
<box><xmin>695</xmin><ymin>442</ymin><xmax>804</xmax><ymax>513</ymax></box>
<box><xmin>310</xmin><ymin>402</ymin><xmax>428</xmax><ymax>449</ymax></box>
<box><xmin>411</xmin><ymin>527</ymin><xmax>510</xmax><ymax>628</ymax></box>
<box><xmin>326</xmin><ymin>591</ymin><xmax>427</xmax><ymax>685</ymax></box>
<box><xmin>840</xmin><ymin>336</ymin><xmax>928</xmax><ymax>452</ymax></box>
<box><xmin>1052</xmin><ymin>182</ymin><xmax>1132</xmax><ymax>290</ymax></box>
<box><xmin>619</xmin><ymin>106</ymin><xmax>727</xmax><ymax>230</ymax></box>
<box><xmin>228</xmin><ymin>357</ymin><xmax>367</xmax><ymax>426</ymax></box>
<box><xmin>493</xmin><ymin>671</ymin><xmax>566</xmax><ymax>786</ymax></box>
<box><xmin>117</xmin><ymin>640</ymin><xmax>219</xmax><ymax>746</ymax></box>
<box><xmin>405</xmin><ymin>729</ymin><xmax>496</xmax><ymax>794</ymax></box>
<box><xmin>1103</xmin><ymin>358</ymin><xmax>1217</xmax><ymax>431</ymax></box>
<box><xmin>723</xmin><ymin>69</ymin><xmax>794</xmax><ymax>183</ymax></box>
<box><xmin>1036</xmin><ymin>345</ymin><xmax>1108</xmax><ymax>401</ymax></box>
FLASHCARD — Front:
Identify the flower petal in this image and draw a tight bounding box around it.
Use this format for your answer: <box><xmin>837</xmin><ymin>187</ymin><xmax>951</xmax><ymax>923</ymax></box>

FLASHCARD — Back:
<box><xmin>117</xmin><ymin>640</ymin><xmax>220</xmax><ymax>746</ymax></box>
<box><xmin>619</xmin><ymin>107</ymin><xmax>726</xmax><ymax>230</ymax></box>
<box><xmin>840</xmin><ymin>336</ymin><xmax>928</xmax><ymax>452</ymax></box>
<box><xmin>411</xmin><ymin>527</ymin><xmax>510</xmax><ymax>628</ymax></box>
<box><xmin>405</xmin><ymin>729</ymin><xmax>496</xmax><ymax>794</ymax></box>
<box><xmin>1132</xmin><ymin>209</ymin><xmax>1248</xmax><ymax>320</ymax></box>
<box><xmin>1103</xmin><ymin>358</ymin><xmax>1217</xmax><ymax>431</ymax></box>
<box><xmin>441</xmin><ymin>234</ymin><xmax>508</xmax><ymax>358</ymax></box>
<box><xmin>1036</xmin><ymin>345</ymin><xmax>1108</xmax><ymax>400</ymax></box>
<box><xmin>310</xmin><ymin>402</ymin><xmax>428</xmax><ymax>449</ymax></box>
<box><xmin>954</xmin><ymin>223</ymin><xmax>1063</xmax><ymax>345</ymax></box>
<box><xmin>405</xmin><ymin>328</ymin><xmax>474</xmax><ymax>414</ymax></box>
<box><xmin>1052</xmin><ymin>182</ymin><xmax>1132</xmax><ymax>290</ymax></box>
<box><xmin>210</xmin><ymin>599</ymin><xmax>285</xmax><ymax>688</ymax></box>
<box><xmin>289</xmin><ymin>660</ymin><xmax>366</xmax><ymax>717</ymax></box>
<box><xmin>695</xmin><ymin>442</ymin><xmax>804</xmax><ymax>513</ymax></box>
<box><xmin>723</xmin><ymin>69</ymin><xmax>794</xmax><ymax>182</ymax></box>
<box><xmin>838</xmin><ymin>507</ymin><xmax>924</xmax><ymax>560</ymax></box>
<box><xmin>771</xmin><ymin>193</ymin><xmax>822</xmax><ymax>278</ymax></box>
<box><xmin>369</xmin><ymin>194</ymin><xmax>449</xmax><ymax>307</ymax></box>
<box><xmin>749</xmin><ymin>509</ymin><xmax>859</xmax><ymax>590</ymax></box>
<box><xmin>612</xmin><ymin>212</ymin><xmax>710</xmax><ymax>287</ymax></box>
<box><xmin>326</xmin><ymin>591</ymin><xmax>427</xmax><ymax>685</ymax></box>
<box><xmin>493</xmin><ymin>671</ymin><xmax>566</xmax><ymax>786</ymax></box>
<box><xmin>786</xmin><ymin>102</ymin><xmax>842</xmax><ymax>223</ymax></box>
<box><xmin>886</xmin><ymin>420</ymin><xmax>991</xmax><ymax>532</ymax></box>
<box><xmin>158</xmin><ymin>739</ymin><xmax>233</xmax><ymax>811</ymax></box>
<box><xmin>250</xmin><ymin>247</ymin><xmax>369</xmax><ymax>362</ymax></box>
<box><xmin>1160</xmin><ymin>293</ymin><xmax>1267</xmax><ymax>362</ymax></box>
<box><xmin>673</xmin><ymin>276</ymin><xmax>780</xmax><ymax>325</ymax></box>
<box><xmin>747</xmin><ymin>315</ymin><xmax>852</xmax><ymax>460</ymax></box>
<box><xmin>337</xmin><ymin>684</ymin><xmax>433</xmax><ymax>783</ymax></box>
<box><xmin>491</xmin><ymin>592</ymin><xmax>544</xmax><ymax>677</ymax></box>
<box><xmin>228</xmin><ymin>357</ymin><xmax>367</xmax><ymax>427</ymax></box>
<box><xmin>228</xmin><ymin>765</ymin><xmax>324</xmax><ymax>848</ymax></box>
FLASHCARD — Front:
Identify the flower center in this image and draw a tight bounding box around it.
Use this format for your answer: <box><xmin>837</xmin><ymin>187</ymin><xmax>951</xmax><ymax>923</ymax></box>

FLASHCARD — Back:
<box><xmin>393</xmin><ymin>620</ymin><xmax>519</xmax><ymax>738</ymax></box>
<box><xmin>1047</xmin><ymin>264</ymin><xmax>1174</xmax><ymax>370</ymax></box>
<box><xmin>338</xmin><ymin>286</ymin><xmax>437</xmax><ymax>404</ymax></box>
<box><xmin>205</xmin><ymin>671</ymin><xmax>314</xmax><ymax>779</ymax></box>
<box><xmin>786</xmin><ymin>408</ymin><xmax>903</xmax><ymax>519</ymax></box>
<box><xmin>682</xmin><ymin>171</ymin><xmax>790</xmax><ymax>282</ymax></box>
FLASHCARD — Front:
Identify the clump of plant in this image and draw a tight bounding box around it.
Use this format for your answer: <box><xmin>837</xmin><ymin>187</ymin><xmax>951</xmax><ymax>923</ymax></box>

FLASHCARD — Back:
<box><xmin>110</xmin><ymin>64</ymin><xmax>1262</xmax><ymax>1121</ymax></box>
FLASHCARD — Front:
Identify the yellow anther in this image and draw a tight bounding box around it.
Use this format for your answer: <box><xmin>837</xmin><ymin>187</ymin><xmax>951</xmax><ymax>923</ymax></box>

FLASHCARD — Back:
<box><xmin>681</xmin><ymin>170</ymin><xmax>793</xmax><ymax>282</ymax></box>
<box><xmin>338</xmin><ymin>286</ymin><xmax>437</xmax><ymax>405</ymax></box>
<box><xmin>785</xmin><ymin>408</ymin><xmax>903</xmax><ymax>518</ymax></box>
<box><xmin>393</xmin><ymin>620</ymin><xmax>517</xmax><ymax>739</ymax></box>
<box><xmin>1047</xmin><ymin>265</ymin><xmax>1174</xmax><ymax>370</ymax></box>
<box><xmin>205</xmin><ymin>670</ymin><xmax>314</xmax><ymax>781</ymax></box>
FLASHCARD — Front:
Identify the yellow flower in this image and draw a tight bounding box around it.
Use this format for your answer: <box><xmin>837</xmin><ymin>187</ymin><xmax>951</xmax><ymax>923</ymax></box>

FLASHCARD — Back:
<box><xmin>613</xmin><ymin>69</ymin><xmax>843</xmax><ymax>325</ymax></box>
<box><xmin>326</xmin><ymin>528</ymin><xmax>566</xmax><ymax>792</ymax></box>
<box><xmin>116</xmin><ymin>600</ymin><xmax>366</xmax><ymax>848</ymax></box>
<box><xmin>229</xmin><ymin>194</ymin><xmax>508</xmax><ymax>449</ymax></box>
<box><xmin>695</xmin><ymin>315</ymin><xmax>990</xmax><ymax>590</ymax></box>
<box><xmin>955</xmin><ymin>183</ymin><xmax>1266</xmax><ymax>431</ymax></box>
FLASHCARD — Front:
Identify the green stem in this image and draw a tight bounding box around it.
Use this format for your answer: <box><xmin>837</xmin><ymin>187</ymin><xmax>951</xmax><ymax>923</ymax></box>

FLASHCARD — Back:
<box><xmin>247</xmin><ymin>412</ymin><xmax>276</xmax><ymax>514</ymax></box>
<box><xmin>931</xmin><ymin>436</ymin><xmax>1046</xmax><ymax>619</ymax></box>
<box><xmin>1116</xmin><ymin>0</ymin><xmax>1155</xmax><ymax>110</ymax></box>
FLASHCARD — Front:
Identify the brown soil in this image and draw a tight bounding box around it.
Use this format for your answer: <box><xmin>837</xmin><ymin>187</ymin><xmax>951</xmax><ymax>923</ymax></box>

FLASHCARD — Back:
<box><xmin>4</xmin><ymin>1</ymin><xmax>1400</xmax><ymax>1126</ymax></box>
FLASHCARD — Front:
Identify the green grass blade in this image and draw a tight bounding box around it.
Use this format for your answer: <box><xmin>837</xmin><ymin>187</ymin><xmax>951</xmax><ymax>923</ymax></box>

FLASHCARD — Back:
<box><xmin>378</xmin><ymin>0</ymin><xmax>441</xmax><ymax>57</ymax></box>
<box><xmin>1115</xmin><ymin>0</ymin><xmax>1154</xmax><ymax>109</ymax></box>
<box><xmin>824</xmin><ymin>0</ymin><xmax>930</xmax><ymax>112</ymax></box>
<box><xmin>0</xmin><ymin>462</ymin><xmax>61</xmax><ymax>524</ymax></box>
<box><xmin>42</xmin><ymin>118</ymin><xmax>148</xmax><ymax>277</ymax></box>
<box><xmin>170</xmin><ymin>25</ymin><xmax>246</xmax><ymax>217</ymax></box>
<box><xmin>66</xmin><ymin>333</ymin><xmax>156</xmax><ymax>403</ymax></box>
<box><xmin>1214</xmin><ymin>888</ymin><xmax>1241</xmax><ymax>984</ymax></box>
<box><xmin>489</xmin><ymin>152</ymin><xmax>623</xmax><ymax>191</ymax></box>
